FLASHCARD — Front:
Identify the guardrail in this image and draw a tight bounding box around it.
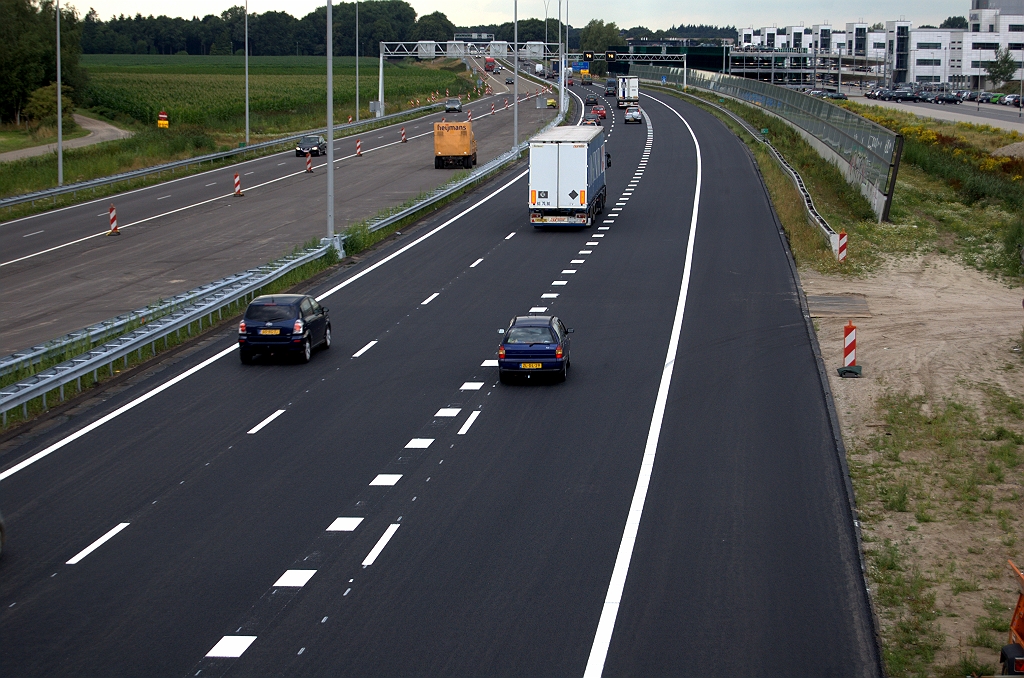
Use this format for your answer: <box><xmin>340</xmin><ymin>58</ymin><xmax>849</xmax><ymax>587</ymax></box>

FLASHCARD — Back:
<box><xmin>646</xmin><ymin>84</ymin><xmax>840</xmax><ymax>256</ymax></box>
<box><xmin>0</xmin><ymin>96</ymin><xmax>562</xmax><ymax>428</ymax></box>
<box><xmin>0</xmin><ymin>103</ymin><xmax>444</xmax><ymax>211</ymax></box>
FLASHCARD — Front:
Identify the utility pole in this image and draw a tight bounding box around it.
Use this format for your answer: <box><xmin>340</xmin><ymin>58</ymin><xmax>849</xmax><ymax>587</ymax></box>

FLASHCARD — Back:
<box><xmin>558</xmin><ymin>0</ymin><xmax>564</xmax><ymax>116</ymax></box>
<box><xmin>513</xmin><ymin>0</ymin><xmax>518</xmax><ymax>149</ymax></box>
<box><xmin>245</xmin><ymin>0</ymin><xmax>250</xmax><ymax>146</ymax></box>
<box><xmin>327</xmin><ymin>0</ymin><xmax>334</xmax><ymax>242</ymax></box>
<box><xmin>378</xmin><ymin>44</ymin><xmax>384</xmax><ymax>117</ymax></box>
<box><xmin>56</xmin><ymin>0</ymin><xmax>63</xmax><ymax>186</ymax></box>
<box><xmin>355</xmin><ymin>0</ymin><xmax>359</xmax><ymax>122</ymax></box>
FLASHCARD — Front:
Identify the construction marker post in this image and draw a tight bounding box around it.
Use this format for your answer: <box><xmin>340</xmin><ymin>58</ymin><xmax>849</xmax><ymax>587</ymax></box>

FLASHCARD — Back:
<box><xmin>107</xmin><ymin>204</ymin><xmax>120</xmax><ymax>235</ymax></box>
<box><xmin>838</xmin><ymin>230</ymin><xmax>848</xmax><ymax>263</ymax></box>
<box><xmin>505</xmin><ymin>98</ymin><xmax>509</xmax><ymax>110</ymax></box>
<box><xmin>348</xmin><ymin>115</ymin><xmax>353</xmax><ymax>123</ymax></box>
<box><xmin>305</xmin><ymin>152</ymin><xmax>313</xmax><ymax>173</ymax></box>
<box><xmin>467</xmin><ymin>110</ymin><xmax>472</xmax><ymax>121</ymax></box>
<box><xmin>838</xmin><ymin>321</ymin><xmax>862</xmax><ymax>377</ymax></box>
<box><xmin>401</xmin><ymin>127</ymin><xmax>407</xmax><ymax>143</ymax></box>
<box><xmin>491</xmin><ymin>103</ymin><xmax>495</xmax><ymax>114</ymax></box>
<box><xmin>356</xmin><ymin>139</ymin><xmax>362</xmax><ymax>157</ymax></box>
<box><xmin>233</xmin><ymin>173</ymin><xmax>243</xmax><ymax>196</ymax></box>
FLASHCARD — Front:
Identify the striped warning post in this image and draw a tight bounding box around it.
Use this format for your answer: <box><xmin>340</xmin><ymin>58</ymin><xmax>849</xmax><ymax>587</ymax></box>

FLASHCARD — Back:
<box><xmin>356</xmin><ymin>139</ymin><xmax>362</xmax><ymax>157</ymax></box>
<box><xmin>505</xmin><ymin>99</ymin><xmax>509</xmax><ymax>109</ymax></box>
<box><xmin>401</xmin><ymin>127</ymin><xmax>407</xmax><ymax>143</ymax></box>
<box><xmin>305</xmin><ymin>152</ymin><xmax>313</xmax><ymax>173</ymax></box>
<box><xmin>491</xmin><ymin>103</ymin><xmax>495</xmax><ymax>114</ymax></box>
<box><xmin>348</xmin><ymin>115</ymin><xmax>353</xmax><ymax>123</ymax></box>
<box><xmin>107</xmin><ymin>204</ymin><xmax>120</xmax><ymax>236</ymax></box>
<box><xmin>233</xmin><ymin>173</ymin><xmax>243</xmax><ymax>196</ymax></box>
<box><xmin>844</xmin><ymin>322</ymin><xmax>857</xmax><ymax>367</ymax></box>
<box><xmin>467</xmin><ymin>110</ymin><xmax>472</xmax><ymax>121</ymax></box>
<box><xmin>838</xmin><ymin>230</ymin><xmax>848</xmax><ymax>262</ymax></box>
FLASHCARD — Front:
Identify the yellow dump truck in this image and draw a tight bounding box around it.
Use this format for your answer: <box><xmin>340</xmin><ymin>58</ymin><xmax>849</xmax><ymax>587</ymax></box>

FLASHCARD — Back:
<box><xmin>434</xmin><ymin>121</ymin><xmax>478</xmax><ymax>169</ymax></box>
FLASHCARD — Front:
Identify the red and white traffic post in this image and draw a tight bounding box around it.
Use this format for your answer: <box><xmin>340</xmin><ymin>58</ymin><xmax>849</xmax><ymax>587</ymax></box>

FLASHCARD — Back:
<box><xmin>401</xmin><ymin>127</ymin><xmax>407</xmax><ymax>143</ymax></box>
<box><xmin>838</xmin><ymin>230</ymin><xmax>848</xmax><ymax>262</ymax></box>
<box><xmin>504</xmin><ymin>98</ymin><xmax>509</xmax><ymax>109</ymax></box>
<box><xmin>467</xmin><ymin>110</ymin><xmax>472</xmax><ymax>121</ymax></box>
<box><xmin>233</xmin><ymin>173</ymin><xmax>243</xmax><ymax>196</ymax></box>
<box><xmin>107</xmin><ymin>203</ymin><xmax>120</xmax><ymax>235</ymax></box>
<box><xmin>356</xmin><ymin>139</ymin><xmax>362</xmax><ymax>156</ymax></box>
<box><xmin>305</xmin><ymin>152</ymin><xmax>313</xmax><ymax>173</ymax></box>
<box><xmin>491</xmin><ymin>103</ymin><xmax>495</xmax><ymax>114</ymax></box>
<box><xmin>844</xmin><ymin>321</ymin><xmax>857</xmax><ymax>367</ymax></box>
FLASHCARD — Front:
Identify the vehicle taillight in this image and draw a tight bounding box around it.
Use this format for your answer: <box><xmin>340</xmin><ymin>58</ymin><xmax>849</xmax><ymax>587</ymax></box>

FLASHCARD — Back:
<box><xmin>238</xmin><ymin>320</ymin><xmax>246</xmax><ymax>333</ymax></box>
<box><xmin>555</xmin><ymin>345</ymin><xmax>563</xmax><ymax>359</ymax></box>
<box><xmin>1015</xmin><ymin>657</ymin><xmax>1024</xmax><ymax>672</ymax></box>
<box><xmin>293</xmin><ymin>319</ymin><xmax>304</xmax><ymax>334</ymax></box>
<box><xmin>498</xmin><ymin>346</ymin><xmax>505</xmax><ymax>359</ymax></box>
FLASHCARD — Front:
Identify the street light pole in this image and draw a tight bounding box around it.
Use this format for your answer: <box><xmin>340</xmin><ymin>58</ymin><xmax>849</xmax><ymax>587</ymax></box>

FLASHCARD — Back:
<box><xmin>56</xmin><ymin>0</ymin><xmax>63</xmax><ymax>186</ymax></box>
<box><xmin>355</xmin><ymin>0</ymin><xmax>359</xmax><ymax>122</ymax></box>
<box><xmin>327</xmin><ymin>0</ymin><xmax>334</xmax><ymax>242</ymax></box>
<box><xmin>245</xmin><ymin>0</ymin><xmax>249</xmax><ymax>146</ymax></box>
<box><xmin>558</xmin><ymin>0</ymin><xmax>564</xmax><ymax>116</ymax></box>
<box><xmin>513</xmin><ymin>0</ymin><xmax>518</xmax><ymax>150</ymax></box>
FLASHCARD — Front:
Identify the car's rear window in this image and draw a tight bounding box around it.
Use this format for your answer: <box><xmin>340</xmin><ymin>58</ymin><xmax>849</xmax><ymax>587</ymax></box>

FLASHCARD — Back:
<box><xmin>506</xmin><ymin>327</ymin><xmax>556</xmax><ymax>344</ymax></box>
<box><xmin>245</xmin><ymin>303</ymin><xmax>297</xmax><ymax>321</ymax></box>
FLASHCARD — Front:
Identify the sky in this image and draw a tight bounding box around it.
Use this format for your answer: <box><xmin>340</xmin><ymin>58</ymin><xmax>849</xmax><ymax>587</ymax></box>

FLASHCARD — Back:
<box><xmin>78</xmin><ymin>0</ymin><xmax>971</xmax><ymax>29</ymax></box>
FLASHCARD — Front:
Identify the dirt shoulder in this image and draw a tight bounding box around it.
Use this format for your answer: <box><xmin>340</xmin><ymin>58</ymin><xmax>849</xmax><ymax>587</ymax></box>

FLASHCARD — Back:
<box><xmin>0</xmin><ymin>114</ymin><xmax>132</xmax><ymax>163</ymax></box>
<box><xmin>803</xmin><ymin>255</ymin><xmax>1024</xmax><ymax>674</ymax></box>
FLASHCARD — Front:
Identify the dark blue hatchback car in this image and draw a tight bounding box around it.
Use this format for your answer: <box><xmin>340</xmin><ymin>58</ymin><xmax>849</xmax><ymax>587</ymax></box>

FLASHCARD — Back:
<box><xmin>238</xmin><ymin>294</ymin><xmax>330</xmax><ymax>364</ymax></box>
<box><xmin>498</xmin><ymin>315</ymin><xmax>573</xmax><ymax>383</ymax></box>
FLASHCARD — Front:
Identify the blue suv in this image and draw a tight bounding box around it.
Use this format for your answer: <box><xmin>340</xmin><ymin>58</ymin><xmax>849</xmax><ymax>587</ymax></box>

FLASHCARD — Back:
<box><xmin>238</xmin><ymin>294</ymin><xmax>330</xmax><ymax>364</ymax></box>
<box><xmin>498</xmin><ymin>315</ymin><xmax>573</xmax><ymax>383</ymax></box>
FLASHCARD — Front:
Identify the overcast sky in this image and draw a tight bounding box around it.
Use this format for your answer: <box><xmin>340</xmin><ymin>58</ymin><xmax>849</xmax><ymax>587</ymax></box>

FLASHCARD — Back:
<box><xmin>80</xmin><ymin>0</ymin><xmax>971</xmax><ymax>29</ymax></box>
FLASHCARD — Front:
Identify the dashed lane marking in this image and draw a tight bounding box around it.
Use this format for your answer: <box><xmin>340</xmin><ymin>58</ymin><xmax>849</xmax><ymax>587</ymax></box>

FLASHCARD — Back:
<box><xmin>541</xmin><ymin>293</ymin><xmax>559</xmax><ymax>299</ymax></box>
<box><xmin>405</xmin><ymin>438</ymin><xmax>434</xmax><ymax>449</ymax></box>
<box><xmin>326</xmin><ymin>517</ymin><xmax>364</xmax><ymax>531</ymax></box>
<box><xmin>570</xmin><ymin>259</ymin><xmax>585</xmax><ymax>264</ymax></box>
<box><xmin>505</xmin><ymin>232</ymin><xmax>516</xmax><ymax>240</ymax></box>
<box><xmin>421</xmin><ymin>292</ymin><xmax>440</xmax><ymax>305</ymax></box>
<box><xmin>352</xmin><ymin>340</ymin><xmax>377</xmax><ymax>358</ymax></box>
<box><xmin>66</xmin><ymin>522</ymin><xmax>130</xmax><ymax>565</ymax></box>
<box><xmin>460</xmin><ymin>382</ymin><xmax>484</xmax><ymax>391</ymax></box>
<box><xmin>435</xmin><ymin>408</ymin><xmax>462</xmax><ymax>417</ymax></box>
<box><xmin>273</xmin><ymin>570</ymin><xmax>317</xmax><ymax>587</ymax></box>
<box><xmin>247</xmin><ymin>409</ymin><xmax>285</xmax><ymax>435</ymax></box>
<box><xmin>579</xmin><ymin>250</ymin><xmax>592</xmax><ymax>255</ymax></box>
<box><xmin>552</xmin><ymin>280</ymin><xmax>568</xmax><ymax>286</ymax></box>
<box><xmin>457</xmin><ymin>411</ymin><xmax>481</xmax><ymax>435</ymax></box>
<box><xmin>369</xmin><ymin>474</ymin><xmax>402</xmax><ymax>486</ymax></box>
<box><xmin>561</xmin><ymin>269</ymin><xmax>577</xmax><ymax>274</ymax></box>
<box><xmin>529</xmin><ymin>307</ymin><xmax>547</xmax><ymax>313</ymax></box>
<box><xmin>481</xmin><ymin>359</ymin><xmax>499</xmax><ymax>367</ymax></box>
<box><xmin>470</xmin><ymin>258</ymin><xmax>484</xmax><ymax>268</ymax></box>
<box><xmin>362</xmin><ymin>524</ymin><xmax>400</xmax><ymax>567</ymax></box>
<box><xmin>206</xmin><ymin>636</ymin><xmax>257</xmax><ymax>658</ymax></box>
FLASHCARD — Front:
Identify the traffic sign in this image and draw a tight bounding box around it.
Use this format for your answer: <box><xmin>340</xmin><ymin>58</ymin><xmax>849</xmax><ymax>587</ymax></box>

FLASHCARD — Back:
<box><xmin>583</xmin><ymin>51</ymin><xmax>595</xmax><ymax>61</ymax></box>
<box><xmin>606</xmin><ymin>51</ymin><xmax>617</xmax><ymax>62</ymax></box>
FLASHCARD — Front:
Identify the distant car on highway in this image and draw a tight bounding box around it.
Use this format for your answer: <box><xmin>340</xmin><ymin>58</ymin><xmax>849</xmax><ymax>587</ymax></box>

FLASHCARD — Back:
<box><xmin>546</xmin><ymin>97</ymin><xmax>557</xmax><ymax>108</ymax></box>
<box><xmin>295</xmin><ymin>135</ymin><xmax>327</xmax><ymax>157</ymax></box>
<box><xmin>445</xmin><ymin>98</ymin><xmax>463</xmax><ymax>112</ymax></box>
<box><xmin>498</xmin><ymin>315</ymin><xmax>573</xmax><ymax>383</ymax></box>
<box><xmin>583</xmin><ymin>112</ymin><xmax>602</xmax><ymax>126</ymax></box>
<box><xmin>239</xmin><ymin>294</ymin><xmax>330</xmax><ymax>364</ymax></box>
<box><xmin>591</xmin><ymin>105</ymin><xmax>606</xmax><ymax>118</ymax></box>
<box><xmin>582</xmin><ymin>119</ymin><xmax>598</xmax><ymax>126</ymax></box>
<box><xmin>584</xmin><ymin>93</ymin><xmax>598</xmax><ymax>105</ymax></box>
<box><xmin>505</xmin><ymin>76</ymin><xmax>515</xmax><ymax>85</ymax></box>
<box><xmin>566</xmin><ymin>77</ymin><xmax>574</xmax><ymax>86</ymax></box>
<box><xmin>624</xmin><ymin>106</ymin><xmax>642</xmax><ymax>123</ymax></box>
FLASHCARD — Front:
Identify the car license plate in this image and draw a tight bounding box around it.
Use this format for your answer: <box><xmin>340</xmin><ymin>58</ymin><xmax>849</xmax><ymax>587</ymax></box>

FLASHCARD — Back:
<box><xmin>259</xmin><ymin>329</ymin><xmax>280</xmax><ymax>335</ymax></box>
<box><xmin>521</xmin><ymin>363</ymin><xmax>542</xmax><ymax>369</ymax></box>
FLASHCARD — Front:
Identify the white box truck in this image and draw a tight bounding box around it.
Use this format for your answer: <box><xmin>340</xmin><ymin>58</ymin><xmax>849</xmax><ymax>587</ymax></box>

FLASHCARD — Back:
<box><xmin>617</xmin><ymin>75</ymin><xmax>639</xmax><ymax>108</ymax></box>
<box><xmin>528</xmin><ymin>126</ymin><xmax>607</xmax><ymax>227</ymax></box>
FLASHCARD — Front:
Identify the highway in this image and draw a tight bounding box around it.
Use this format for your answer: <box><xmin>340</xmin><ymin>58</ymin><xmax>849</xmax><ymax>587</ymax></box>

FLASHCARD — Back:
<box><xmin>0</xmin><ymin>83</ymin><xmax>882</xmax><ymax>676</ymax></box>
<box><xmin>0</xmin><ymin>63</ymin><xmax>555</xmax><ymax>356</ymax></box>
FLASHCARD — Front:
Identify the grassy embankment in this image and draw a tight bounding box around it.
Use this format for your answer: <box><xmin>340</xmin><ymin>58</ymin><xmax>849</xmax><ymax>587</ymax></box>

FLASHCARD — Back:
<box><xmin>0</xmin><ymin>123</ymin><xmax>89</xmax><ymax>154</ymax></box>
<box><xmin>0</xmin><ymin>56</ymin><xmax>477</xmax><ymax>212</ymax></box>
<box><xmin>667</xmin><ymin>86</ymin><xmax>1024</xmax><ymax>677</ymax></box>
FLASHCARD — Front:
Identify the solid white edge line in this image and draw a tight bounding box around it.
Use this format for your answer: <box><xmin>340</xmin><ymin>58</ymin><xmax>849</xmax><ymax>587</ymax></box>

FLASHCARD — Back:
<box><xmin>583</xmin><ymin>94</ymin><xmax>702</xmax><ymax>678</ymax></box>
<box><xmin>66</xmin><ymin>522</ymin><xmax>130</xmax><ymax>564</ymax></box>
<box><xmin>352</xmin><ymin>340</ymin><xmax>378</xmax><ymax>358</ymax></box>
<box><xmin>0</xmin><ymin>168</ymin><xmax>528</xmax><ymax>484</ymax></box>
<box><xmin>362</xmin><ymin>523</ymin><xmax>401</xmax><ymax>566</ymax></box>
<box><xmin>247</xmin><ymin>409</ymin><xmax>286</xmax><ymax>435</ymax></box>
<box><xmin>457</xmin><ymin>410</ymin><xmax>481</xmax><ymax>435</ymax></box>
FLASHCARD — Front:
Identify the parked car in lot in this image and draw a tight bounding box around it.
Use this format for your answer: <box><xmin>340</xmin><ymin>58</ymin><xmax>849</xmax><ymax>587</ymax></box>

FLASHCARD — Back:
<box><xmin>1003</xmin><ymin>94</ymin><xmax>1021</xmax><ymax>106</ymax></box>
<box><xmin>584</xmin><ymin>93</ymin><xmax>598</xmax><ymax>105</ymax></box>
<box><xmin>624</xmin><ymin>106</ymin><xmax>642</xmax><ymax>123</ymax></box>
<box><xmin>498</xmin><ymin>316</ymin><xmax>573</xmax><ymax>383</ymax></box>
<box><xmin>295</xmin><ymin>135</ymin><xmax>327</xmax><ymax>157</ymax></box>
<box><xmin>933</xmin><ymin>93</ymin><xmax>962</xmax><ymax>105</ymax></box>
<box><xmin>919</xmin><ymin>91</ymin><xmax>938</xmax><ymax>103</ymax></box>
<box><xmin>239</xmin><ymin>294</ymin><xmax>330</xmax><ymax>364</ymax></box>
<box><xmin>444</xmin><ymin>98</ymin><xmax>463</xmax><ymax>112</ymax></box>
<box><xmin>826</xmin><ymin>92</ymin><xmax>848</xmax><ymax>100</ymax></box>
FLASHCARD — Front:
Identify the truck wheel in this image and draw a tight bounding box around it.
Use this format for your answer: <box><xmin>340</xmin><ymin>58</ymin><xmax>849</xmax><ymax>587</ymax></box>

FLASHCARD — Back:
<box><xmin>434</xmin><ymin>157</ymin><xmax>440</xmax><ymax>169</ymax></box>
<box><xmin>465</xmin><ymin>157</ymin><xmax>472</xmax><ymax>169</ymax></box>
<box><xmin>472</xmin><ymin>153</ymin><xmax>477</xmax><ymax>166</ymax></box>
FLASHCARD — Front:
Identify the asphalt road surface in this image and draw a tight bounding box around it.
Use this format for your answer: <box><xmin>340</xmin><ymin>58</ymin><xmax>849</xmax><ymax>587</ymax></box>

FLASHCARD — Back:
<box><xmin>0</xmin><ymin>84</ymin><xmax>882</xmax><ymax>677</ymax></box>
<box><xmin>0</xmin><ymin>66</ymin><xmax>556</xmax><ymax>356</ymax></box>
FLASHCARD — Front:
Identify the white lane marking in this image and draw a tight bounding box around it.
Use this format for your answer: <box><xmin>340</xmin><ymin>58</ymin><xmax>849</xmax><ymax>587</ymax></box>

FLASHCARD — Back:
<box><xmin>593</xmin><ymin>234</ymin><xmax>606</xmax><ymax>238</ymax></box>
<box><xmin>586</xmin><ymin>241</ymin><xmax>600</xmax><ymax>246</ymax></box>
<box><xmin>585</xmin><ymin>93</ymin><xmax>702</xmax><ymax>678</ymax></box>
<box><xmin>327</xmin><ymin>517</ymin><xmax>364</xmax><ymax>531</ymax></box>
<box><xmin>96</xmin><ymin>213</ymin><xmax>106</xmax><ymax>217</ymax></box>
<box><xmin>470</xmin><ymin>258</ymin><xmax>484</xmax><ymax>268</ymax></box>
<box><xmin>541</xmin><ymin>293</ymin><xmax>559</xmax><ymax>299</ymax></box>
<box><xmin>570</xmin><ymin>259</ymin><xmax>585</xmax><ymax>264</ymax></box>
<box><xmin>529</xmin><ymin>307</ymin><xmax>547</xmax><ymax>312</ymax></box>
<box><xmin>315</xmin><ymin>170</ymin><xmax>528</xmax><ymax>303</ymax></box>
<box><xmin>247</xmin><ymin>409</ymin><xmax>285</xmax><ymax>434</ymax></box>
<box><xmin>277</xmin><ymin>162</ymin><xmax>286</xmax><ymax>166</ymax></box>
<box><xmin>435</xmin><ymin>408</ymin><xmax>462</xmax><ymax>417</ymax></box>
<box><xmin>552</xmin><ymin>280</ymin><xmax>568</xmax><ymax>286</ymax></box>
<box><xmin>362</xmin><ymin>524</ymin><xmax>400</xmax><ymax>566</ymax></box>
<box><xmin>561</xmin><ymin>269</ymin><xmax>577</xmax><ymax>274</ymax></box>
<box><xmin>505</xmin><ymin>232</ymin><xmax>516</xmax><ymax>240</ymax></box>
<box><xmin>22</xmin><ymin>230</ymin><xmax>44</xmax><ymax>237</ymax></box>
<box><xmin>405</xmin><ymin>438</ymin><xmax>434</xmax><ymax>449</ymax></box>
<box><xmin>274</xmin><ymin>569</ymin><xmax>317</xmax><ymax>587</ymax></box>
<box><xmin>157</xmin><ymin>195</ymin><xmax>171</xmax><ymax>200</ymax></box>
<box><xmin>421</xmin><ymin>292</ymin><xmax>440</xmax><ymax>305</ymax></box>
<box><xmin>352</xmin><ymin>340</ymin><xmax>378</xmax><ymax>358</ymax></box>
<box><xmin>598</xmin><ymin>227</ymin><xmax>610</xmax><ymax>230</ymax></box>
<box><xmin>369</xmin><ymin>474</ymin><xmax>402</xmax><ymax>486</ymax></box>
<box><xmin>460</xmin><ymin>382</ymin><xmax>484</xmax><ymax>391</ymax></box>
<box><xmin>206</xmin><ymin>636</ymin><xmax>257</xmax><ymax>658</ymax></box>
<box><xmin>205</xmin><ymin>182</ymin><xmax>217</xmax><ymax>186</ymax></box>
<box><xmin>457</xmin><ymin>411</ymin><xmax>481</xmax><ymax>435</ymax></box>
<box><xmin>578</xmin><ymin>250</ymin><xmax>592</xmax><ymax>255</ymax></box>
<box><xmin>481</xmin><ymin>359</ymin><xmax>499</xmax><ymax>367</ymax></box>
<box><xmin>244</xmin><ymin>171</ymin><xmax>254</xmax><ymax>175</ymax></box>
<box><xmin>66</xmin><ymin>522</ymin><xmax>130</xmax><ymax>564</ymax></box>
<box><xmin>0</xmin><ymin>344</ymin><xmax>237</xmax><ymax>483</ymax></box>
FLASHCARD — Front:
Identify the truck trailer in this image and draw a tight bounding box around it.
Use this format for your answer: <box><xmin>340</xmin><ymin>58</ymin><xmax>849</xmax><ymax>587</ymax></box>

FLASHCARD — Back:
<box><xmin>617</xmin><ymin>75</ymin><xmax>639</xmax><ymax>108</ymax></box>
<box><xmin>434</xmin><ymin>121</ymin><xmax>477</xmax><ymax>169</ymax></box>
<box><xmin>528</xmin><ymin>126</ymin><xmax>607</xmax><ymax>227</ymax></box>
<box><xmin>484</xmin><ymin>57</ymin><xmax>496</xmax><ymax>72</ymax></box>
